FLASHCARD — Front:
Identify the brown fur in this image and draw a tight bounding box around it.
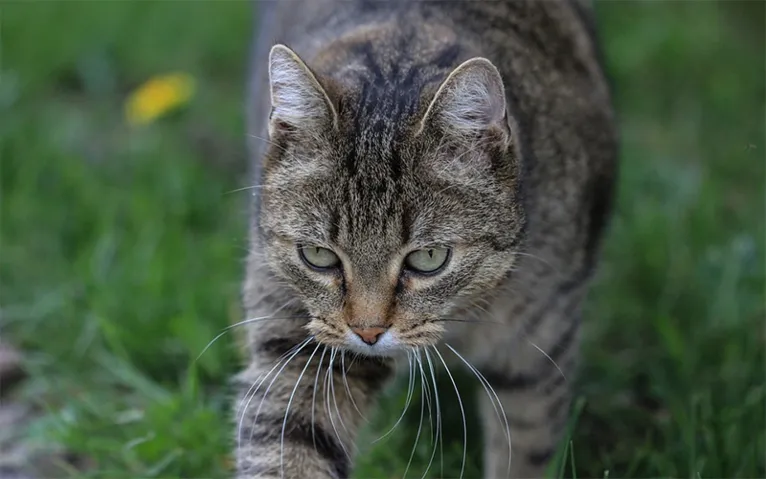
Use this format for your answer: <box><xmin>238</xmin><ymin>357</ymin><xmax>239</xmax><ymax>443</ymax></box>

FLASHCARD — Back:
<box><xmin>238</xmin><ymin>1</ymin><xmax>617</xmax><ymax>477</ymax></box>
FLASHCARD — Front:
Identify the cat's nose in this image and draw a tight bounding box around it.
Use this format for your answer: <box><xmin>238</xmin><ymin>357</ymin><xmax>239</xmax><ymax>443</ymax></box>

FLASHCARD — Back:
<box><xmin>351</xmin><ymin>326</ymin><xmax>388</xmax><ymax>345</ymax></box>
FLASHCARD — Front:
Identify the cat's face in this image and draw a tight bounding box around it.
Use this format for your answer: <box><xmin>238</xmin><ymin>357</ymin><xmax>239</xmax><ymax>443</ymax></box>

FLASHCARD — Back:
<box><xmin>256</xmin><ymin>45</ymin><xmax>525</xmax><ymax>357</ymax></box>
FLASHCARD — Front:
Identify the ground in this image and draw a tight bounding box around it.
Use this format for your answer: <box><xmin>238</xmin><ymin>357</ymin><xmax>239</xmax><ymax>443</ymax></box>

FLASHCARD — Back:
<box><xmin>2</xmin><ymin>1</ymin><xmax>764</xmax><ymax>478</ymax></box>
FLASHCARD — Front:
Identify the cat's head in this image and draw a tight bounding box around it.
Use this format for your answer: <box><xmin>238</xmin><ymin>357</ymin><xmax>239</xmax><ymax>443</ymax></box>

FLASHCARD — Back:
<box><xmin>255</xmin><ymin>44</ymin><xmax>525</xmax><ymax>357</ymax></box>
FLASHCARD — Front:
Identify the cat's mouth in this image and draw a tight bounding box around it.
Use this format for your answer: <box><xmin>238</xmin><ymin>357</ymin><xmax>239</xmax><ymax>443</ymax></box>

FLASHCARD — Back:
<box><xmin>306</xmin><ymin>322</ymin><xmax>430</xmax><ymax>358</ymax></box>
<box><xmin>343</xmin><ymin>327</ymin><xmax>401</xmax><ymax>357</ymax></box>
<box><xmin>306</xmin><ymin>318</ymin><xmax>444</xmax><ymax>358</ymax></box>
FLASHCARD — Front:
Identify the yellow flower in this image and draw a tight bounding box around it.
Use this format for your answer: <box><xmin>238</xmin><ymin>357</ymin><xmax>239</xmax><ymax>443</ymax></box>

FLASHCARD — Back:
<box><xmin>125</xmin><ymin>72</ymin><xmax>195</xmax><ymax>126</ymax></box>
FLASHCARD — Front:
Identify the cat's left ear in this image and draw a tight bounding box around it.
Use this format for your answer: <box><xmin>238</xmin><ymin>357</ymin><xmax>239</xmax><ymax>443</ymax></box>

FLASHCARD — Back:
<box><xmin>268</xmin><ymin>44</ymin><xmax>338</xmax><ymax>137</ymax></box>
<box><xmin>417</xmin><ymin>57</ymin><xmax>511</xmax><ymax>146</ymax></box>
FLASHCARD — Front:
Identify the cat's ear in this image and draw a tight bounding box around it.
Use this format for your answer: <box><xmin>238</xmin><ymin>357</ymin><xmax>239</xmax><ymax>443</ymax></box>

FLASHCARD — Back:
<box><xmin>417</xmin><ymin>57</ymin><xmax>510</xmax><ymax>145</ymax></box>
<box><xmin>268</xmin><ymin>44</ymin><xmax>338</xmax><ymax>136</ymax></box>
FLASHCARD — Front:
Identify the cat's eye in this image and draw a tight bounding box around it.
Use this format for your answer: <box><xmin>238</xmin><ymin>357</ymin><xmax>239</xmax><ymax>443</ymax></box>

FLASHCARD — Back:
<box><xmin>404</xmin><ymin>247</ymin><xmax>451</xmax><ymax>275</ymax></box>
<box><xmin>298</xmin><ymin>245</ymin><xmax>340</xmax><ymax>270</ymax></box>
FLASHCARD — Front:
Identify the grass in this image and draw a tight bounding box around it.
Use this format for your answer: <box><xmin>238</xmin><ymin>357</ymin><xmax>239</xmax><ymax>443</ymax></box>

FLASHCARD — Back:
<box><xmin>2</xmin><ymin>1</ymin><xmax>764</xmax><ymax>478</ymax></box>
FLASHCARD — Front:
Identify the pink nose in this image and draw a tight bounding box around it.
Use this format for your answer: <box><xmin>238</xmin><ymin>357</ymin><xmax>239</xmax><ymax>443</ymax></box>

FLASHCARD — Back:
<box><xmin>351</xmin><ymin>327</ymin><xmax>388</xmax><ymax>345</ymax></box>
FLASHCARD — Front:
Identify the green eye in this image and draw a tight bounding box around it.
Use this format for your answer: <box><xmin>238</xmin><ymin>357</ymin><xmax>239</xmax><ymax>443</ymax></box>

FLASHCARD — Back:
<box><xmin>404</xmin><ymin>247</ymin><xmax>451</xmax><ymax>275</ymax></box>
<box><xmin>299</xmin><ymin>245</ymin><xmax>340</xmax><ymax>270</ymax></box>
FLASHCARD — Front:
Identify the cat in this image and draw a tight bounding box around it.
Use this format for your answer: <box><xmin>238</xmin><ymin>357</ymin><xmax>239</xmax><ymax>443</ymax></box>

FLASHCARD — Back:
<box><xmin>236</xmin><ymin>0</ymin><xmax>617</xmax><ymax>477</ymax></box>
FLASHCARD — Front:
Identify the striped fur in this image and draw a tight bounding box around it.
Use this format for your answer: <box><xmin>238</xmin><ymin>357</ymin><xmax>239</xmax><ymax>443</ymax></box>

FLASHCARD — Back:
<box><xmin>240</xmin><ymin>0</ymin><xmax>617</xmax><ymax>477</ymax></box>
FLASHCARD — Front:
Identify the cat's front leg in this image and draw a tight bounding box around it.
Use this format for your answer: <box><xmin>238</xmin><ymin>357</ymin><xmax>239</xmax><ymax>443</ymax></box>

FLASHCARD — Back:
<box><xmin>234</xmin><ymin>330</ymin><xmax>392</xmax><ymax>479</ymax></box>
<box><xmin>477</xmin><ymin>309</ymin><xmax>580</xmax><ymax>479</ymax></box>
<box><xmin>479</xmin><ymin>372</ymin><xmax>573</xmax><ymax>479</ymax></box>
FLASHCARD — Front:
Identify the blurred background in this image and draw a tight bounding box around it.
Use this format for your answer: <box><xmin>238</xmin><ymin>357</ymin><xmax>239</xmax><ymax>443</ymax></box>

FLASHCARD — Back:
<box><xmin>1</xmin><ymin>1</ymin><xmax>764</xmax><ymax>478</ymax></box>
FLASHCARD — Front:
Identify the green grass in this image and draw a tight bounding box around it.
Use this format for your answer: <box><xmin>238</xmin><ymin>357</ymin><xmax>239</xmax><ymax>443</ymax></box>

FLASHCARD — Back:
<box><xmin>2</xmin><ymin>1</ymin><xmax>764</xmax><ymax>478</ymax></box>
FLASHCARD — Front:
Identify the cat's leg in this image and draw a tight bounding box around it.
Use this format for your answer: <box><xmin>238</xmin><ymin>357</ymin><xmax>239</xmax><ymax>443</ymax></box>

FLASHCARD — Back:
<box><xmin>234</xmin><ymin>322</ymin><xmax>392</xmax><ymax>479</ymax></box>
<box><xmin>477</xmin><ymin>303</ymin><xmax>580</xmax><ymax>479</ymax></box>
<box><xmin>479</xmin><ymin>368</ymin><xmax>573</xmax><ymax>479</ymax></box>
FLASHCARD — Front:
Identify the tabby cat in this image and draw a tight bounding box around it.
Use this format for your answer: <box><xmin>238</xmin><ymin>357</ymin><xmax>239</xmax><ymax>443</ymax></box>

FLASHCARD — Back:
<box><xmin>237</xmin><ymin>0</ymin><xmax>617</xmax><ymax>477</ymax></box>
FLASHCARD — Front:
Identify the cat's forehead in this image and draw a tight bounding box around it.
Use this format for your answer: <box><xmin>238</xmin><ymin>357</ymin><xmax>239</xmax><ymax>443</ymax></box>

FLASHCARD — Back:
<box><xmin>301</xmin><ymin>126</ymin><xmax>486</xmax><ymax>252</ymax></box>
<box><xmin>325</xmin><ymin>147</ymin><xmax>414</xmax><ymax>260</ymax></box>
<box><xmin>338</xmin><ymin>76</ymin><xmax>430</xmax><ymax>144</ymax></box>
<box><xmin>325</xmin><ymin>100</ymin><xmax>421</xmax><ymax>246</ymax></box>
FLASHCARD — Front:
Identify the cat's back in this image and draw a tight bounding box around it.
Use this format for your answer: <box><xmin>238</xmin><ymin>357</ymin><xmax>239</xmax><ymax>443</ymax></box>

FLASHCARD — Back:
<box><xmin>253</xmin><ymin>0</ymin><xmax>608</xmax><ymax>92</ymax></box>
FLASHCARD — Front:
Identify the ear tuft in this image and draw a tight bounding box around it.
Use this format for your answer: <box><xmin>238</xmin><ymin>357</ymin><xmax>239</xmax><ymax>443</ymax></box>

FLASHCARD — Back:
<box><xmin>268</xmin><ymin>44</ymin><xmax>337</xmax><ymax>135</ymax></box>
<box><xmin>418</xmin><ymin>57</ymin><xmax>509</xmax><ymax>141</ymax></box>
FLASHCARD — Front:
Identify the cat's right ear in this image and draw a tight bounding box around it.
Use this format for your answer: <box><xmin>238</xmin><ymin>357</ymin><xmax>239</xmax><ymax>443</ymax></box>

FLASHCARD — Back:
<box><xmin>268</xmin><ymin>44</ymin><xmax>338</xmax><ymax>137</ymax></box>
<box><xmin>416</xmin><ymin>57</ymin><xmax>511</xmax><ymax>147</ymax></box>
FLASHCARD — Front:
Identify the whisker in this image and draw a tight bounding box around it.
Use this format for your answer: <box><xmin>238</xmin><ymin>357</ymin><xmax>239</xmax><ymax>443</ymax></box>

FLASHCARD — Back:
<box><xmin>235</xmin><ymin>341</ymin><xmax>302</xmax><ymax>430</ymax></box>
<box><xmin>414</xmin><ymin>349</ymin><xmax>436</xmax><ymax>459</ymax></box>
<box><xmin>432</xmin><ymin>346</ymin><xmax>467</xmax><ymax>479</ymax></box>
<box><xmin>224</xmin><ymin>183</ymin><xmax>270</xmax><ymax>195</ymax></box>
<box><xmin>346</xmin><ymin>351</ymin><xmax>362</xmax><ymax>371</ymax></box>
<box><xmin>311</xmin><ymin>346</ymin><xmax>328</xmax><ymax>451</ymax></box>
<box><xmin>446</xmin><ymin>343</ymin><xmax>512</xmax><ymax>477</ymax></box>
<box><xmin>404</xmin><ymin>349</ymin><xmax>427</xmax><ymax>479</ymax></box>
<box><xmin>468</xmin><ymin>299</ymin><xmax>493</xmax><ymax>318</ymax></box>
<box><xmin>249</xmin><ymin>338</ymin><xmax>314</xmax><ymax>442</ymax></box>
<box><xmin>527</xmin><ymin>339</ymin><xmax>567</xmax><ymax>382</ymax></box>
<box><xmin>195</xmin><ymin>313</ymin><xmax>308</xmax><ymax>362</ymax></box>
<box><xmin>436</xmin><ymin>317</ymin><xmax>505</xmax><ymax>325</ymax></box>
<box><xmin>329</xmin><ymin>348</ymin><xmax>351</xmax><ymax>436</ymax></box>
<box><xmin>340</xmin><ymin>350</ymin><xmax>368</xmax><ymax>421</ymax></box>
<box><xmin>235</xmin><ymin>336</ymin><xmax>311</xmax><ymax>431</ymax></box>
<box><xmin>240</xmin><ymin>336</ymin><xmax>313</xmax><ymax>449</ymax></box>
<box><xmin>237</xmin><ymin>365</ymin><xmax>282</xmax><ymax>449</ymax></box>
<box><xmin>197</xmin><ymin>297</ymin><xmax>301</xmax><ymax>361</ymax></box>
<box><xmin>280</xmin><ymin>343</ymin><xmax>321</xmax><ymax>477</ymax></box>
<box><xmin>418</xmin><ymin>351</ymin><xmax>435</xmax><ymax>454</ymax></box>
<box><xmin>422</xmin><ymin>348</ymin><xmax>442</xmax><ymax>479</ymax></box>
<box><xmin>415</xmin><ymin>350</ymin><xmax>434</xmax><ymax>436</ymax></box>
<box><xmin>324</xmin><ymin>347</ymin><xmax>351</xmax><ymax>460</ymax></box>
<box><xmin>373</xmin><ymin>350</ymin><xmax>416</xmax><ymax>443</ymax></box>
<box><xmin>511</xmin><ymin>251</ymin><xmax>564</xmax><ymax>278</ymax></box>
